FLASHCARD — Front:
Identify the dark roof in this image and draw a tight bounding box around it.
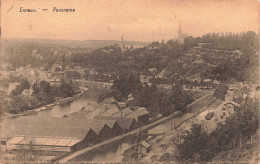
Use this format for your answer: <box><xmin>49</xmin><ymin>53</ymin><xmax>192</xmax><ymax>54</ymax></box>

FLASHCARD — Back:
<box><xmin>99</xmin><ymin>106</ymin><xmax>120</xmax><ymax>116</ymax></box>
<box><xmin>222</xmin><ymin>101</ymin><xmax>241</xmax><ymax>107</ymax></box>
<box><xmin>112</xmin><ymin>107</ymin><xmax>133</xmax><ymax>117</ymax></box>
<box><xmin>125</xmin><ymin>107</ymin><xmax>149</xmax><ymax>118</ymax></box>
<box><xmin>93</xmin><ymin>115</ymin><xmax>135</xmax><ymax>130</ymax></box>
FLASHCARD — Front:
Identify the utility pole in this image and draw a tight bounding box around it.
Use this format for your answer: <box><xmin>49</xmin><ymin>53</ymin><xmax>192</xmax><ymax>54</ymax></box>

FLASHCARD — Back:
<box><xmin>171</xmin><ymin>104</ymin><xmax>175</xmax><ymax>130</ymax></box>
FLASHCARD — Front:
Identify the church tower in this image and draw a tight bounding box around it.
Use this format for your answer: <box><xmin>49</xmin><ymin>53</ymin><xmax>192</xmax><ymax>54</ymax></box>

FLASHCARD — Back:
<box><xmin>177</xmin><ymin>25</ymin><xmax>185</xmax><ymax>44</ymax></box>
<box><xmin>121</xmin><ymin>35</ymin><xmax>125</xmax><ymax>50</ymax></box>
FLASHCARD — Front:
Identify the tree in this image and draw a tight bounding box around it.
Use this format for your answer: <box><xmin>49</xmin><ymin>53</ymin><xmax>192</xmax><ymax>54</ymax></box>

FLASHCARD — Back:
<box><xmin>170</xmin><ymin>83</ymin><xmax>193</xmax><ymax>111</ymax></box>
<box><xmin>176</xmin><ymin>124</ymin><xmax>209</xmax><ymax>162</ymax></box>
<box><xmin>213</xmin><ymin>84</ymin><xmax>228</xmax><ymax>100</ymax></box>
<box><xmin>11</xmin><ymin>79</ymin><xmax>30</xmax><ymax>96</ymax></box>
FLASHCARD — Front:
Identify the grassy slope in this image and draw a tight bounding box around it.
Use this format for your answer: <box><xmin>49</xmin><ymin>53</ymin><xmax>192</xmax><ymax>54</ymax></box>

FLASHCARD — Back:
<box><xmin>212</xmin><ymin>130</ymin><xmax>260</xmax><ymax>163</ymax></box>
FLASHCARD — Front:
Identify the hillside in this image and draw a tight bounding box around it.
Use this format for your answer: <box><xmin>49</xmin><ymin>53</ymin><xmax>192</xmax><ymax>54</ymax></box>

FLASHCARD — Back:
<box><xmin>212</xmin><ymin>130</ymin><xmax>259</xmax><ymax>163</ymax></box>
<box><xmin>1</xmin><ymin>38</ymin><xmax>150</xmax><ymax>49</ymax></box>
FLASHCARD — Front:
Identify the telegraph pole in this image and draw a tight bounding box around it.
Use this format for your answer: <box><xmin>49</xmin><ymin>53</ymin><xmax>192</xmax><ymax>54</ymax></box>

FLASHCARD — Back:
<box><xmin>171</xmin><ymin>104</ymin><xmax>175</xmax><ymax>130</ymax></box>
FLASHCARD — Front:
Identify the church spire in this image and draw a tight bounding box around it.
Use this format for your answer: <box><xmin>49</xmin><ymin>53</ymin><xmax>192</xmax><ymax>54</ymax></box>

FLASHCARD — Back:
<box><xmin>121</xmin><ymin>35</ymin><xmax>125</xmax><ymax>49</ymax></box>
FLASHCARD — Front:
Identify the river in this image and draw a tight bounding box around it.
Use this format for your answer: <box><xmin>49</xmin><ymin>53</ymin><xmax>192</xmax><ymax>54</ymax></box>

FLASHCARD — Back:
<box><xmin>0</xmin><ymin>88</ymin><xmax>135</xmax><ymax>162</ymax></box>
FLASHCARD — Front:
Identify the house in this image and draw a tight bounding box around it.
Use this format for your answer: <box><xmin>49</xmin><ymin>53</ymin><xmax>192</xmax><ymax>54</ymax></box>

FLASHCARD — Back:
<box><xmin>139</xmin><ymin>75</ymin><xmax>149</xmax><ymax>85</ymax></box>
<box><xmin>102</xmin><ymin>97</ymin><xmax>117</xmax><ymax>104</ymax></box>
<box><xmin>55</xmin><ymin>66</ymin><xmax>64</xmax><ymax>71</ymax></box>
<box><xmin>149</xmin><ymin>68</ymin><xmax>157</xmax><ymax>74</ymax></box>
<box><xmin>222</xmin><ymin>101</ymin><xmax>241</xmax><ymax>112</ymax></box>
<box><xmin>50</xmin><ymin>78</ymin><xmax>61</xmax><ymax>86</ymax></box>
<box><xmin>127</xmin><ymin>94</ymin><xmax>134</xmax><ymax>101</ymax></box>
<box><xmin>140</xmin><ymin>141</ymin><xmax>151</xmax><ymax>153</ymax></box>
<box><xmin>117</xmin><ymin>102</ymin><xmax>127</xmax><ymax>109</ymax></box>
<box><xmin>22</xmin><ymin>88</ymin><xmax>34</xmax><ymax>97</ymax></box>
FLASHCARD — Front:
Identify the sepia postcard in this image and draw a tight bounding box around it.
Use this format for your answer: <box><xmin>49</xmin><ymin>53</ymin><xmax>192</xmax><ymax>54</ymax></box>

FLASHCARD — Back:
<box><xmin>0</xmin><ymin>0</ymin><xmax>259</xmax><ymax>163</ymax></box>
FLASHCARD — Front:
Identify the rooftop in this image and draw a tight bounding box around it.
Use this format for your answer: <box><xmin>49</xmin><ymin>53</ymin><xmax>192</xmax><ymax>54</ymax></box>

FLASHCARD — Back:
<box><xmin>93</xmin><ymin>115</ymin><xmax>136</xmax><ymax>130</ymax></box>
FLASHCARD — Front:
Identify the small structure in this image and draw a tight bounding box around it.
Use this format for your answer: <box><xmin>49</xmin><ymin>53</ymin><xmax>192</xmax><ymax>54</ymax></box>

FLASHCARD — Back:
<box><xmin>139</xmin><ymin>75</ymin><xmax>150</xmax><ymax>85</ymax></box>
<box><xmin>149</xmin><ymin>68</ymin><xmax>157</xmax><ymax>74</ymax></box>
<box><xmin>222</xmin><ymin>101</ymin><xmax>241</xmax><ymax>112</ymax></box>
<box><xmin>22</xmin><ymin>88</ymin><xmax>34</xmax><ymax>97</ymax></box>
<box><xmin>140</xmin><ymin>141</ymin><xmax>151</xmax><ymax>153</ymax></box>
<box><xmin>117</xmin><ymin>102</ymin><xmax>127</xmax><ymax>109</ymax></box>
<box><xmin>50</xmin><ymin>78</ymin><xmax>61</xmax><ymax>86</ymax></box>
<box><xmin>103</xmin><ymin>97</ymin><xmax>117</xmax><ymax>104</ymax></box>
<box><xmin>127</xmin><ymin>94</ymin><xmax>134</xmax><ymax>101</ymax></box>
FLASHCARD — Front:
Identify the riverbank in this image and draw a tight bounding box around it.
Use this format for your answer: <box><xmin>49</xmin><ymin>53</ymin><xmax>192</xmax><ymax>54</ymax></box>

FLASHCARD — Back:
<box><xmin>122</xmin><ymin>93</ymin><xmax>220</xmax><ymax>163</ymax></box>
<box><xmin>0</xmin><ymin>87</ymin><xmax>89</xmax><ymax>120</ymax></box>
<box><xmin>53</xmin><ymin>92</ymin><xmax>215</xmax><ymax>163</ymax></box>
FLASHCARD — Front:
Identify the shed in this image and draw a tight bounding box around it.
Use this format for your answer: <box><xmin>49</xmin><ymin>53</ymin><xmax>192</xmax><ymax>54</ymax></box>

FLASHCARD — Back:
<box><xmin>141</xmin><ymin>141</ymin><xmax>151</xmax><ymax>153</ymax></box>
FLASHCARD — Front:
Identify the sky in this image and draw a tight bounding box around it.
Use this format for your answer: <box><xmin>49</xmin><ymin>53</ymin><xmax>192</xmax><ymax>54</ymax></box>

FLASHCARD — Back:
<box><xmin>1</xmin><ymin>0</ymin><xmax>259</xmax><ymax>42</ymax></box>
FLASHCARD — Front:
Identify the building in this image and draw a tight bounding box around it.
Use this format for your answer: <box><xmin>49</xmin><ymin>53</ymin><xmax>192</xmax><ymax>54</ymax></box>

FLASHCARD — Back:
<box><xmin>222</xmin><ymin>101</ymin><xmax>241</xmax><ymax>112</ymax></box>
<box><xmin>127</xmin><ymin>94</ymin><xmax>134</xmax><ymax>101</ymax></box>
<box><xmin>63</xmin><ymin>113</ymin><xmax>122</xmax><ymax>138</ymax></box>
<box><xmin>6</xmin><ymin>136</ymin><xmax>81</xmax><ymax>152</ymax></box>
<box><xmin>102</xmin><ymin>97</ymin><xmax>117</xmax><ymax>104</ymax></box>
<box><xmin>99</xmin><ymin>106</ymin><xmax>120</xmax><ymax>116</ymax></box>
<box><xmin>126</xmin><ymin>107</ymin><xmax>150</xmax><ymax>125</ymax></box>
<box><xmin>1</xmin><ymin>117</ymin><xmax>115</xmax><ymax>152</ymax></box>
<box><xmin>112</xmin><ymin>107</ymin><xmax>149</xmax><ymax>125</ymax></box>
<box><xmin>176</xmin><ymin>25</ymin><xmax>187</xmax><ymax>44</ymax></box>
<box><xmin>22</xmin><ymin>88</ymin><xmax>34</xmax><ymax>97</ymax></box>
<box><xmin>50</xmin><ymin>78</ymin><xmax>61</xmax><ymax>86</ymax></box>
<box><xmin>112</xmin><ymin>107</ymin><xmax>133</xmax><ymax>117</ymax></box>
<box><xmin>93</xmin><ymin>115</ymin><xmax>138</xmax><ymax>132</ymax></box>
<box><xmin>149</xmin><ymin>68</ymin><xmax>157</xmax><ymax>74</ymax></box>
<box><xmin>140</xmin><ymin>141</ymin><xmax>151</xmax><ymax>153</ymax></box>
<box><xmin>117</xmin><ymin>102</ymin><xmax>127</xmax><ymax>109</ymax></box>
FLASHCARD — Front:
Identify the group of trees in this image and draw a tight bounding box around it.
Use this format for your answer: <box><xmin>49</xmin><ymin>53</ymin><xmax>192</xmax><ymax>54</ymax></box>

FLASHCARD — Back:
<box><xmin>8</xmin><ymin>79</ymin><xmax>80</xmax><ymax>114</ymax></box>
<box><xmin>33</xmin><ymin>79</ymin><xmax>80</xmax><ymax>102</ymax></box>
<box><xmin>176</xmin><ymin>98</ymin><xmax>259</xmax><ymax>162</ymax></box>
<box><xmin>10</xmin><ymin>79</ymin><xmax>30</xmax><ymax>96</ymax></box>
<box><xmin>213</xmin><ymin>84</ymin><xmax>229</xmax><ymax>100</ymax></box>
<box><xmin>110</xmin><ymin>74</ymin><xmax>143</xmax><ymax>100</ymax></box>
<box><xmin>134</xmin><ymin>83</ymin><xmax>193</xmax><ymax>117</ymax></box>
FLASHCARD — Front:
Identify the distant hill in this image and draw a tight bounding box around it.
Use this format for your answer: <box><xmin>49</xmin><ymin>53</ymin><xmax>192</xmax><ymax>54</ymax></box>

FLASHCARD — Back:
<box><xmin>1</xmin><ymin>38</ymin><xmax>150</xmax><ymax>49</ymax></box>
